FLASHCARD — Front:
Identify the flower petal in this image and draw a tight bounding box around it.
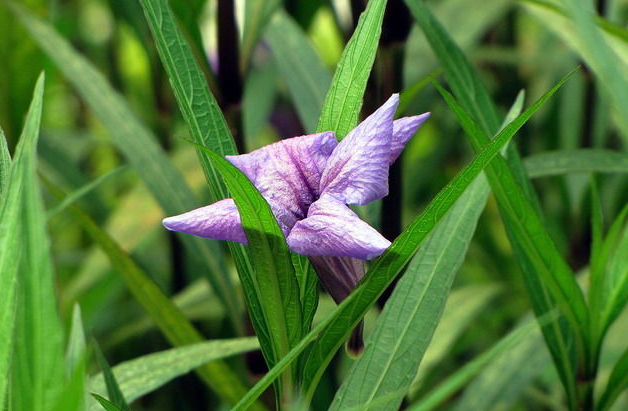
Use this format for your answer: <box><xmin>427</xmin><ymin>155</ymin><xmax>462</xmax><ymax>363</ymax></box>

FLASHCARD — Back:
<box><xmin>389</xmin><ymin>113</ymin><xmax>430</xmax><ymax>164</ymax></box>
<box><xmin>162</xmin><ymin>198</ymin><xmax>247</xmax><ymax>244</ymax></box>
<box><xmin>226</xmin><ymin>132</ymin><xmax>337</xmax><ymax>233</ymax></box>
<box><xmin>287</xmin><ymin>195</ymin><xmax>391</xmax><ymax>260</ymax></box>
<box><xmin>320</xmin><ymin>94</ymin><xmax>399</xmax><ymax>205</ymax></box>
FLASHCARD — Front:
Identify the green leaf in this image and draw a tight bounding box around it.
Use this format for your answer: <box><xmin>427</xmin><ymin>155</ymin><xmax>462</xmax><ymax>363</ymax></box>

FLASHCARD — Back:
<box><xmin>433</xmin><ymin>79</ymin><xmax>580</xmax><ymax>406</ymax></box>
<box><xmin>137</xmin><ymin>0</ymin><xmax>257</xmax><ymax>341</ymax></box>
<box><xmin>65</xmin><ymin>304</ymin><xmax>86</xmax><ymax>375</ymax></box>
<box><xmin>452</xmin><ymin>319</ymin><xmax>550</xmax><ymax>411</ymax></box>
<box><xmin>265</xmin><ymin>10</ymin><xmax>332</xmax><ymax>133</ymax></box>
<box><xmin>0</xmin><ymin>126</ymin><xmax>10</xmax><ymax>197</ymax></box>
<box><xmin>198</xmin><ymin>145</ymin><xmax>302</xmax><ymax>397</ymax></box>
<box><xmin>292</xmin><ymin>254</ymin><xmax>319</xmax><ymax>337</ymax></box>
<box><xmin>523</xmin><ymin>0</ymin><xmax>628</xmax><ymax>142</ymax></box>
<box><xmin>94</xmin><ymin>343</ymin><xmax>130</xmax><ymax>411</ymax></box>
<box><xmin>9</xmin><ymin>72</ymin><xmax>66</xmax><ymax>411</ymax></box>
<box><xmin>241</xmin><ymin>0</ymin><xmax>281</xmax><ymax>72</ymax></box>
<box><xmin>89</xmin><ymin>338</ymin><xmax>259</xmax><ymax>410</ymax></box>
<box><xmin>406</xmin><ymin>1</ymin><xmax>585</xmax><ymax>403</ymax></box>
<box><xmin>9</xmin><ymin>1</ymin><xmax>242</xmax><ymax>330</ymax></box>
<box><xmin>328</xmin><ymin>176</ymin><xmax>491</xmax><ymax>411</ymax></box>
<box><xmin>407</xmin><ymin>284</ymin><xmax>501</xmax><ymax>399</ymax></box>
<box><xmin>47</xmin><ymin>166</ymin><xmax>127</xmax><ymax>219</ymax></box>
<box><xmin>598</xmin><ymin>347</ymin><xmax>628</xmax><ymax>411</ymax></box>
<box><xmin>523</xmin><ymin>149</ymin><xmax>628</xmax><ymax>178</ymax></box>
<box><xmin>92</xmin><ymin>394</ymin><xmax>126</xmax><ymax>411</ymax></box>
<box><xmin>316</xmin><ymin>0</ymin><xmax>388</xmax><ymax>138</ymax></box>
<box><xmin>301</xmin><ymin>70</ymin><xmax>573</xmax><ymax>400</ymax></box>
<box><xmin>406</xmin><ymin>320</ymin><xmax>540</xmax><ymax>411</ymax></box>
<box><xmin>43</xmin><ymin>182</ymin><xmax>265</xmax><ymax>411</ymax></box>
<box><xmin>231</xmin><ymin>78</ymin><xmax>553</xmax><ymax>410</ymax></box>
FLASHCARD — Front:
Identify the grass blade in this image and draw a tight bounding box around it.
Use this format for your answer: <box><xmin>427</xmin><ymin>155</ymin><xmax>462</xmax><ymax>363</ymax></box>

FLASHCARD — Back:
<box><xmin>241</xmin><ymin>0</ymin><xmax>281</xmax><ymax>72</ymax></box>
<box><xmin>9</xmin><ymin>73</ymin><xmax>66</xmax><ymax>411</ymax></box>
<box><xmin>598</xmin><ymin>347</ymin><xmax>628</xmax><ymax>411</ymax></box>
<box><xmin>92</xmin><ymin>395</ymin><xmax>127</xmax><ymax>411</ymax></box>
<box><xmin>406</xmin><ymin>320</ymin><xmax>540</xmax><ymax>411</ymax></box>
<box><xmin>89</xmin><ymin>338</ymin><xmax>259</xmax><ymax>410</ymax></box>
<box><xmin>265</xmin><ymin>10</ymin><xmax>331</xmax><ymax>133</ymax></box>
<box><xmin>316</xmin><ymin>0</ymin><xmax>388</xmax><ymax>138</ymax></box>
<box><xmin>0</xmin><ymin>126</ymin><xmax>9</xmax><ymax>197</ymax></box>
<box><xmin>94</xmin><ymin>343</ymin><xmax>130</xmax><ymax>411</ymax></box>
<box><xmin>47</xmin><ymin>166</ymin><xmax>127</xmax><ymax>219</ymax></box>
<box><xmin>231</xmin><ymin>79</ymin><xmax>552</xmax><ymax>409</ymax></box>
<box><xmin>524</xmin><ymin>149</ymin><xmax>628</xmax><ymax>178</ymax></box>
<box><xmin>328</xmin><ymin>175</ymin><xmax>490</xmax><ymax>411</ymax></box>
<box><xmin>9</xmin><ymin>2</ymin><xmax>242</xmax><ymax>330</ymax></box>
<box><xmin>66</xmin><ymin>304</ymin><xmax>86</xmax><ymax>375</ymax></box>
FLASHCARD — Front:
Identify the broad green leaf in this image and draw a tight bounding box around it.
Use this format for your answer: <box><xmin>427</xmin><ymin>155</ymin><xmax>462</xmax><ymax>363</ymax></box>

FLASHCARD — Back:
<box><xmin>406</xmin><ymin>320</ymin><xmax>540</xmax><ymax>411</ymax></box>
<box><xmin>407</xmin><ymin>284</ymin><xmax>501</xmax><ymax>399</ymax></box>
<box><xmin>9</xmin><ymin>2</ymin><xmax>242</xmax><ymax>330</ymax></box>
<box><xmin>301</xmin><ymin>70</ymin><xmax>574</xmax><ymax>400</ymax></box>
<box><xmin>598</xmin><ymin>347</ymin><xmax>628</xmax><ymax>411</ymax></box>
<box><xmin>138</xmin><ymin>0</ymin><xmax>261</xmax><ymax>343</ymax></box>
<box><xmin>45</xmin><ymin>183</ymin><xmax>265</xmax><ymax>411</ymax></box>
<box><xmin>524</xmin><ymin>149</ymin><xmax>628</xmax><ymax>178</ymax></box>
<box><xmin>407</xmin><ymin>2</ymin><xmax>585</xmax><ymax>404</ymax></box>
<box><xmin>199</xmin><ymin>146</ymin><xmax>302</xmax><ymax>397</ymax></box>
<box><xmin>94</xmin><ymin>344</ymin><xmax>130</xmax><ymax>411</ymax></box>
<box><xmin>329</xmin><ymin>176</ymin><xmax>491</xmax><ymax>411</ymax></box>
<box><xmin>89</xmin><ymin>338</ymin><xmax>259</xmax><ymax>410</ymax></box>
<box><xmin>65</xmin><ymin>305</ymin><xmax>86</xmax><ymax>374</ymax></box>
<box><xmin>9</xmin><ymin>73</ymin><xmax>66</xmax><ymax>411</ymax></box>
<box><xmin>0</xmin><ymin>126</ymin><xmax>9</xmax><ymax>197</ymax></box>
<box><xmin>265</xmin><ymin>10</ymin><xmax>332</xmax><ymax>133</ymax></box>
<box><xmin>241</xmin><ymin>0</ymin><xmax>281</xmax><ymax>72</ymax></box>
<box><xmin>47</xmin><ymin>166</ymin><xmax>127</xmax><ymax>219</ymax></box>
<box><xmin>316</xmin><ymin>0</ymin><xmax>388</xmax><ymax>138</ymax></box>
<box><xmin>231</xmin><ymin>77</ymin><xmax>559</xmax><ymax>410</ymax></box>
<box><xmin>92</xmin><ymin>395</ymin><xmax>126</xmax><ymax>411</ymax></box>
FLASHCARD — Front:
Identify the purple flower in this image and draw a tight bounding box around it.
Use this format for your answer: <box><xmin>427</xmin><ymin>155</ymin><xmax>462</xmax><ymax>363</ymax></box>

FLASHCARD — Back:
<box><xmin>163</xmin><ymin>94</ymin><xmax>428</xmax><ymax>351</ymax></box>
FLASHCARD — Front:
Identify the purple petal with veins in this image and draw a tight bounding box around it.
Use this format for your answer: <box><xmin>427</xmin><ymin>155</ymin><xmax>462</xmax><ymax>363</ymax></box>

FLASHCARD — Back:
<box><xmin>163</xmin><ymin>198</ymin><xmax>247</xmax><ymax>244</ymax></box>
<box><xmin>287</xmin><ymin>195</ymin><xmax>391</xmax><ymax>260</ymax></box>
<box><xmin>390</xmin><ymin>113</ymin><xmax>431</xmax><ymax>164</ymax></box>
<box><xmin>319</xmin><ymin>94</ymin><xmax>399</xmax><ymax>205</ymax></box>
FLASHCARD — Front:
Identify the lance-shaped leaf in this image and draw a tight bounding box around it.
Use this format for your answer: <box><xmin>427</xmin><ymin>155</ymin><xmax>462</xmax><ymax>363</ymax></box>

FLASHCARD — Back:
<box><xmin>230</xmin><ymin>73</ymin><xmax>566</xmax><ymax>410</ymax></box>
<box><xmin>317</xmin><ymin>0</ymin><xmax>389</xmax><ymax>138</ymax></box>
<box><xmin>523</xmin><ymin>149</ymin><xmax>628</xmax><ymax>178</ymax></box>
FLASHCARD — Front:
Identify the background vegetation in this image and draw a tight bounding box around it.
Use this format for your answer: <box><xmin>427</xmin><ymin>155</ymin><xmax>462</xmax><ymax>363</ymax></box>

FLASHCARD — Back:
<box><xmin>1</xmin><ymin>0</ymin><xmax>628</xmax><ymax>410</ymax></box>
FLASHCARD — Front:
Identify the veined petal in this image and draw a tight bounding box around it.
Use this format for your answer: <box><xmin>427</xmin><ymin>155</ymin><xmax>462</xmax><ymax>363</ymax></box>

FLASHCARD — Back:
<box><xmin>389</xmin><ymin>113</ymin><xmax>430</xmax><ymax>164</ymax></box>
<box><xmin>226</xmin><ymin>132</ymin><xmax>337</xmax><ymax>233</ymax></box>
<box><xmin>320</xmin><ymin>94</ymin><xmax>399</xmax><ymax>205</ymax></box>
<box><xmin>162</xmin><ymin>198</ymin><xmax>247</xmax><ymax>244</ymax></box>
<box><xmin>287</xmin><ymin>195</ymin><xmax>391</xmax><ymax>260</ymax></box>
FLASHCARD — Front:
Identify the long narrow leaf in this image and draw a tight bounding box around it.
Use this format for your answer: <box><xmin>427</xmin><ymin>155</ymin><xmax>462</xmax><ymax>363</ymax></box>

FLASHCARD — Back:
<box><xmin>9</xmin><ymin>73</ymin><xmax>66</xmax><ymax>411</ymax></box>
<box><xmin>524</xmin><ymin>149</ymin><xmax>628</xmax><ymax>178</ymax></box>
<box><xmin>0</xmin><ymin>126</ymin><xmax>10</xmax><ymax>197</ymax></box>
<box><xmin>598</xmin><ymin>347</ymin><xmax>628</xmax><ymax>411</ymax></box>
<box><xmin>89</xmin><ymin>338</ymin><xmax>259</xmax><ymax>410</ymax></box>
<box><xmin>316</xmin><ymin>0</ymin><xmax>388</xmax><ymax>138</ymax></box>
